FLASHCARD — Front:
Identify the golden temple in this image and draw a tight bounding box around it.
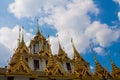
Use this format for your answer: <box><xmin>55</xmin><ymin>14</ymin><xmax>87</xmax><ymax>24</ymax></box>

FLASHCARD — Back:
<box><xmin>0</xmin><ymin>25</ymin><xmax>120</xmax><ymax>80</ymax></box>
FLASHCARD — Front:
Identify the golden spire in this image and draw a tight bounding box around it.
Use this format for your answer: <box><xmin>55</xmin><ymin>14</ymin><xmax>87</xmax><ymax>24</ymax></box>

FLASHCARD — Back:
<box><xmin>71</xmin><ymin>38</ymin><xmax>81</xmax><ymax>60</ymax></box>
<box><xmin>105</xmin><ymin>48</ymin><xmax>119</xmax><ymax>68</ymax></box>
<box><xmin>89</xmin><ymin>45</ymin><xmax>111</xmax><ymax>78</ymax></box>
<box><xmin>57</xmin><ymin>35</ymin><xmax>69</xmax><ymax>63</ymax></box>
<box><xmin>18</xmin><ymin>27</ymin><xmax>21</xmax><ymax>46</ymax></box>
<box><xmin>36</xmin><ymin>19</ymin><xmax>41</xmax><ymax>35</ymax></box>
<box><xmin>105</xmin><ymin>50</ymin><xmax>120</xmax><ymax>78</ymax></box>
<box><xmin>89</xmin><ymin>44</ymin><xmax>103</xmax><ymax>70</ymax></box>
<box><xmin>21</xmin><ymin>26</ymin><xmax>25</xmax><ymax>43</ymax></box>
<box><xmin>57</xmin><ymin>35</ymin><xmax>62</xmax><ymax>52</ymax></box>
<box><xmin>111</xmin><ymin>60</ymin><xmax>120</xmax><ymax>75</ymax></box>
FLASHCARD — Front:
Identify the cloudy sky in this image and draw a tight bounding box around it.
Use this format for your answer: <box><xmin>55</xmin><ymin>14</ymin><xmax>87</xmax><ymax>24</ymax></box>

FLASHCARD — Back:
<box><xmin>0</xmin><ymin>0</ymin><xmax>120</xmax><ymax>72</ymax></box>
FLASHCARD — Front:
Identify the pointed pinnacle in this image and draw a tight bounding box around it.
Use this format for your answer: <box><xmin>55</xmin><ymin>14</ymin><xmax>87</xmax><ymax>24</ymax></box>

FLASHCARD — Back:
<box><xmin>21</xmin><ymin>26</ymin><xmax>24</xmax><ymax>43</ymax></box>
<box><xmin>57</xmin><ymin>35</ymin><xmax>62</xmax><ymax>49</ymax></box>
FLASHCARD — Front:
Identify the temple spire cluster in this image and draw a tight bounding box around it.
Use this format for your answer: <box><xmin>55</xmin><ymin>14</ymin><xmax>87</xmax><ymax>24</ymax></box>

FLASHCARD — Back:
<box><xmin>0</xmin><ymin>23</ymin><xmax>120</xmax><ymax>80</ymax></box>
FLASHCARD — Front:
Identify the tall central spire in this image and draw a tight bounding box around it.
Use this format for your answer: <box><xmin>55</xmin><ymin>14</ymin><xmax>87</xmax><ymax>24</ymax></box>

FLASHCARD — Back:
<box><xmin>18</xmin><ymin>27</ymin><xmax>21</xmax><ymax>46</ymax></box>
<box><xmin>36</xmin><ymin>19</ymin><xmax>41</xmax><ymax>35</ymax></box>
<box><xmin>21</xmin><ymin>26</ymin><xmax>25</xmax><ymax>43</ymax></box>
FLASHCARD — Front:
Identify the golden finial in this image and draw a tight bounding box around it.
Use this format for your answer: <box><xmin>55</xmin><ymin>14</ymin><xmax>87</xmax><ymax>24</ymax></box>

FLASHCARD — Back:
<box><xmin>36</xmin><ymin>18</ymin><xmax>40</xmax><ymax>35</ymax></box>
<box><xmin>18</xmin><ymin>27</ymin><xmax>21</xmax><ymax>45</ymax></box>
<box><xmin>57</xmin><ymin>34</ymin><xmax>62</xmax><ymax>49</ymax></box>
<box><xmin>71</xmin><ymin>38</ymin><xmax>78</xmax><ymax>53</ymax></box>
<box><xmin>71</xmin><ymin>38</ymin><xmax>74</xmax><ymax>49</ymax></box>
<box><xmin>71</xmin><ymin>38</ymin><xmax>81</xmax><ymax>60</ymax></box>
<box><xmin>21</xmin><ymin>26</ymin><xmax>24</xmax><ymax>42</ymax></box>
<box><xmin>71</xmin><ymin>38</ymin><xmax>77</xmax><ymax>50</ymax></box>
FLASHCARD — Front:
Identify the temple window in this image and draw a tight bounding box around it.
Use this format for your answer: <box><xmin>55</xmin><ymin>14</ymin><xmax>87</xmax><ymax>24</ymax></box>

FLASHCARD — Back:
<box><xmin>25</xmin><ymin>58</ymin><xmax>28</xmax><ymax>62</ymax></box>
<box><xmin>46</xmin><ymin>60</ymin><xmax>48</xmax><ymax>65</ymax></box>
<box><xmin>66</xmin><ymin>62</ymin><xmax>71</xmax><ymax>72</ymax></box>
<box><xmin>34</xmin><ymin>60</ymin><xmax>39</xmax><ymax>70</ymax></box>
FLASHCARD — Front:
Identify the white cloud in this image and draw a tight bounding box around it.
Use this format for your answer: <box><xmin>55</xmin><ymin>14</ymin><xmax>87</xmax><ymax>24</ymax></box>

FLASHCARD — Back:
<box><xmin>0</xmin><ymin>43</ymin><xmax>11</xmax><ymax>67</ymax></box>
<box><xmin>114</xmin><ymin>0</ymin><xmax>120</xmax><ymax>5</ymax></box>
<box><xmin>85</xmin><ymin>21</ymin><xmax>120</xmax><ymax>47</ymax></box>
<box><xmin>90</xmin><ymin>65</ymin><xmax>94</xmax><ymax>70</ymax></box>
<box><xmin>93</xmin><ymin>47</ymin><xmax>106</xmax><ymax>56</ymax></box>
<box><xmin>90</xmin><ymin>65</ymin><xmax>94</xmax><ymax>73</ymax></box>
<box><xmin>118</xmin><ymin>12</ymin><xmax>120</xmax><ymax>21</ymax></box>
<box><xmin>113</xmin><ymin>0</ymin><xmax>120</xmax><ymax>21</ymax></box>
<box><xmin>8</xmin><ymin>0</ymin><xmax>120</xmax><ymax>57</ymax></box>
<box><xmin>8</xmin><ymin>0</ymin><xmax>69</xmax><ymax>19</ymax></box>
<box><xmin>0</xmin><ymin>26</ymin><xmax>33</xmax><ymax>53</ymax></box>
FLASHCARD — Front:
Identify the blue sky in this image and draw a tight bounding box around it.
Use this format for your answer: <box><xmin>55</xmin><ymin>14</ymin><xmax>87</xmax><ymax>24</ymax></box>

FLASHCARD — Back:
<box><xmin>0</xmin><ymin>0</ymin><xmax>120</xmax><ymax>73</ymax></box>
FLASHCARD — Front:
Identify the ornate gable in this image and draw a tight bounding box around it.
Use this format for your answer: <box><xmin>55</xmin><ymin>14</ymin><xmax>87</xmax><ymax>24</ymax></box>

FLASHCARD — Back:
<box><xmin>8</xmin><ymin>54</ymin><xmax>31</xmax><ymax>74</ymax></box>
<box><xmin>73</xmin><ymin>57</ymin><xmax>92</xmax><ymax>77</ymax></box>
<box><xmin>45</xmin><ymin>54</ymin><xmax>66</xmax><ymax>76</ymax></box>
<box><xmin>8</xmin><ymin>31</ymin><xmax>31</xmax><ymax>74</ymax></box>
<box><xmin>9</xmin><ymin>39</ymin><xmax>30</xmax><ymax>66</ymax></box>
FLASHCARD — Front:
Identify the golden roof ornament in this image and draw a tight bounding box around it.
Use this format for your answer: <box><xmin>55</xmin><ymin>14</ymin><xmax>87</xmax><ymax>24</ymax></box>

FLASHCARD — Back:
<box><xmin>89</xmin><ymin>45</ymin><xmax>112</xmax><ymax>79</ymax></box>
<box><xmin>36</xmin><ymin>18</ymin><xmax>41</xmax><ymax>35</ymax></box>
<box><xmin>111</xmin><ymin>61</ymin><xmax>120</xmax><ymax>78</ymax></box>
<box><xmin>71</xmin><ymin>38</ymin><xmax>80</xmax><ymax>60</ymax></box>
<box><xmin>18</xmin><ymin>27</ymin><xmax>21</xmax><ymax>46</ymax></box>
<box><xmin>106</xmin><ymin>49</ymin><xmax>120</xmax><ymax>78</ymax></box>
<box><xmin>8</xmin><ymin>48</ymin><xmax>31</xmax><ymax>74</ymax></box>
<box><xmin>45</xmin><ymin>54</ymin><xmax>66</xmax><ymax>76</ymax></box>
<box><xmin>71</xmin><ymin>38</ymin><xmax>88</xmax><ymax>65</ymax></box>
<box><xmin>57</xmin><ymin>35</ymin><xmax>69</xmax><ymax>63</ymax></box>
<box><xmin>73</xmin><ymin>57</ymin><xmax>92</xmax><ymax>78</ymax></box>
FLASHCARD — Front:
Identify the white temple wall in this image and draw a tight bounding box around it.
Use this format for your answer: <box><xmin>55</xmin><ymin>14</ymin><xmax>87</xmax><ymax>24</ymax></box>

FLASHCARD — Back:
<box><xmin>63</xmin><ymin>63</ymin><xmax>68</xmax><ymax>72</ymax></box>
<box><xmin>28</xmin><ymin>58</ymin><xmax>34</xmax><ymax>70</ymax></box>
<box><xmin>41</xmin><ymin>59</ymin><xmax>47</xmax><ymax>70</ymax></box>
